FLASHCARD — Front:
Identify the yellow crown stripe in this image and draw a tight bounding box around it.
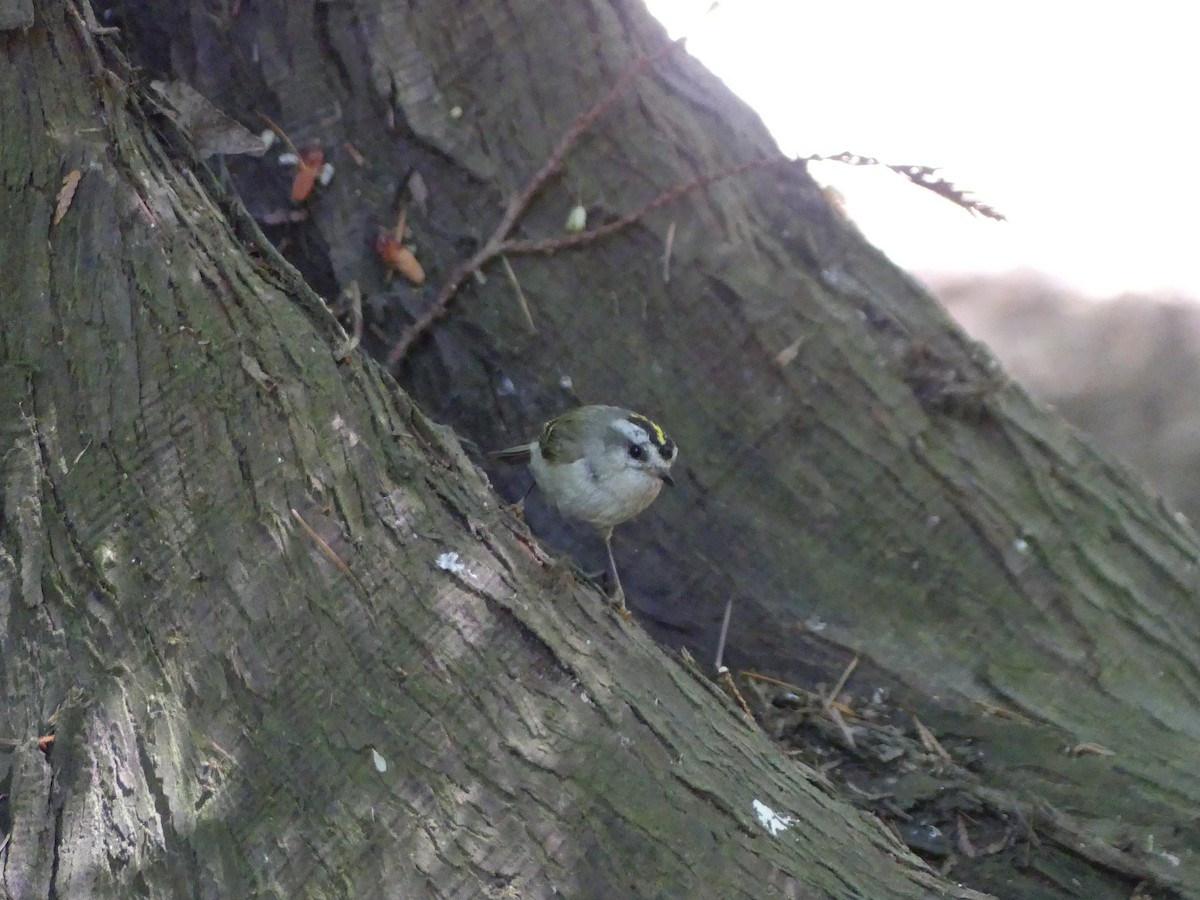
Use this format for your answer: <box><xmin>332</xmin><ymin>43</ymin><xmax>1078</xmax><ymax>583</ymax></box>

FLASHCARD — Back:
<box><xmin>629</xmin><ymin>414</ymin><xmax>668</xmax><ymax>448</ymax></box>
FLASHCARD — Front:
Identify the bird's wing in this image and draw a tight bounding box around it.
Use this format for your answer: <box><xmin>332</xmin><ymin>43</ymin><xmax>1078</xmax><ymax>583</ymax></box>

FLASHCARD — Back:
<box><xmin>489</xmin><ymin>443</ymin><xmax>533</xmax><ymax>464</ymax></box>
<box><xmin>538</xmin><ymin>417</ymin><xmax>586</xmax><ymax>464</ymax></box>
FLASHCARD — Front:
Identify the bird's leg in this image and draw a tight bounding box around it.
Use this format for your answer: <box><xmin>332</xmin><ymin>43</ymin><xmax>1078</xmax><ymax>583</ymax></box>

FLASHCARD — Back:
<box><xmin>602</xmin><ymin>528</ymin><xmax>631</xmax><ymax>620</ymax></box>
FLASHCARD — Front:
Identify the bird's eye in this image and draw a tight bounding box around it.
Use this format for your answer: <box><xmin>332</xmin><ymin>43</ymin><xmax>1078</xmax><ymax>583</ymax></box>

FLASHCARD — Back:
<box><xmin>627</xmin><ymin>444</ymin><xmax>644</xmax><ymax>460</ymax></box>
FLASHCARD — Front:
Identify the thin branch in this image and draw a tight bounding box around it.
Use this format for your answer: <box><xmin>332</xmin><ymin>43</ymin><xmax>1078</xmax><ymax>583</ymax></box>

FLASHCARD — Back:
<box><xmin>500</xmin><ymin>255</ymin><xmax>536</xmax><ymax>332</ymax></box>
<box><xmin>291</xmin><ymin>508</ymin><xmax>367</xmax><ymax>596</ymax></box>
<box><xmin>384</xmin><ymin>38</ymin><xmax>1005</xmax><ymax>367</ymax></box>
<box><xmin>821</xmin><ymin>654</ymin><xmax>859</xmax><ymax>713</ymax></box>
<box><xmin>387</xmin><ymin>243</ymin><xmax>499</xmax><ymax>367</ymax></box>
<box><xmin>386</xmin><ymin>39</ymin><xmax>686</xmax><ymax>368</ymax></box>
<box><xmin>826</xmin><ymin>704</ymin><xmax>857</xmax><ymax>750</ymax></box>
<box><xmin>502</xmin><ymin>156</ymin><xmax>795</xmax><ymax>256</ymax></box>
<box><xmin>714</xmin><ymin>596</ymin><xmax>734</xmax><ymax>671</ymax></box>
<box><xmin>821</xmin><ymin>152</ymin><xmax>1007</xmax><ymax>221</ymax></box>
<box><xmin>913</xmin><ymin>714</ymin><xmax>954</xmax><ymax>763</ymax></box>
<box><xmin>717</xmin><ymin>668</ymin><xmax>754</xmax><ymax>720</ymax></box>
<box><xmin>491</xmin><ymin>38</ymin><xmax>687</xmax><ymax>252</ymax></box>
<box><xmin>661</xmin><ymin>220</ymin><xmax>676</xmax><ymax>284</ymax></box>
<box><xmin>387</xmin><ymin>152</ymin><xmax>791</xmax><ymax>366</ymax></box>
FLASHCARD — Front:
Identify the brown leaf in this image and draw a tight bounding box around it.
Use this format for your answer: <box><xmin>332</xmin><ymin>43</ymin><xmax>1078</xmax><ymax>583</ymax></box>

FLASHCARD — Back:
<box><xmin>54</xmin><ymin>169</ymin><xmax>82</xmax><ymax>226</ymax></box>
<box><xmin>375</xmin><ymin>232</ymin><xmax>425</xmax><ymax>284</ymax></box>
<box><xmin>291</xmin><ymin>142</ymin><xmax>325</xmax><ymax>203</ymax></box>
<box><xmin>343</xmin><ymin>142</ymin><xmax>368</xmax><ymax>167</ymax></box>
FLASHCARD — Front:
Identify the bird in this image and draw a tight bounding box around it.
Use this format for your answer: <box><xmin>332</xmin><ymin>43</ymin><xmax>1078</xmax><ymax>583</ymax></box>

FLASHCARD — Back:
<box><xmin>491</xmin><ymin>405</ymin><xmax>677</xmax><ymax>616</ymax></box>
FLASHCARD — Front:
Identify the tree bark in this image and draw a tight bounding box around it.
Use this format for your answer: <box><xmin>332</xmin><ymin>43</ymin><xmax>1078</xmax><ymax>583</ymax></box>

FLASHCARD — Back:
<box><xmin>2</xmin><ymin>0</ymin><xmax>1198</xmax><ymax>897</ymax></box>
<box><xmin>0</xmin><ymin>1</ymin><xmax>987</xmax><ymax>897</ymax></box>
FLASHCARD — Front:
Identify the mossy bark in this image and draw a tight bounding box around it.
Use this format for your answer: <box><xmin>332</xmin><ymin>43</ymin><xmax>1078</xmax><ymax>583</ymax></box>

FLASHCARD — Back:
<box><xmin>0</xmin><ymin>1</ymin><xmax>988</xmax><ymax>897</ymax></box>
<box><xmin>3</xmin><ymin>0</ymin><xmax>1198</xmax><ymax>897</ymax></box>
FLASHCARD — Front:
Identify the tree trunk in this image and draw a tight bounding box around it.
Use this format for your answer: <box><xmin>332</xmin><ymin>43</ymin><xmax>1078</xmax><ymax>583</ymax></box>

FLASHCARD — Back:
<box><xmin>2</xmin><ymin>0</ymin><xmax>1196</xmax><ymax>897</ymax></box>
<box><xmin>0</xmin><ymin>1</ymin><xmax>985</xmax><ymax>897</ymax></box>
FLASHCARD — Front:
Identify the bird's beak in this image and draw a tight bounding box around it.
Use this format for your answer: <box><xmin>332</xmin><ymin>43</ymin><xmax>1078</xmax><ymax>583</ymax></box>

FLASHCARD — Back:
<box><xmin>659</xmin><ymin>472</ymin><xmax>675</xmax><ymax>487</ymax></box>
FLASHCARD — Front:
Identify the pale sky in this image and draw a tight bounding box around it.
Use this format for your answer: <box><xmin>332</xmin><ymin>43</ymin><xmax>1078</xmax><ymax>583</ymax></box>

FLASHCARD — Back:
<box><xmin>645</xmin><ymin>1</ymin><xmax>1200</xmax><ymax>300</ymax></box>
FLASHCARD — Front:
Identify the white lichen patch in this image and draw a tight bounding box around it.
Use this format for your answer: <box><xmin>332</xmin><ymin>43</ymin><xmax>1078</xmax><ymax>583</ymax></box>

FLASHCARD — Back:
<box><xmin>435</xmin><ymin>551</ymin><xmax>476</xmax><ymax>580</ymax></box>
<box><xmin>753</xmin><ymin>799</ymin><xmax>795</xmax><ymax>836</ymax></box>
<box><xmin>371</xmin><ymin>748</ymin><xmax>387</xmax><ymax>773</ymax></box>
<box><xmin>330</xmin><ymin>414</ymin><xmax>361</xmax><ymax>448</ymax></box>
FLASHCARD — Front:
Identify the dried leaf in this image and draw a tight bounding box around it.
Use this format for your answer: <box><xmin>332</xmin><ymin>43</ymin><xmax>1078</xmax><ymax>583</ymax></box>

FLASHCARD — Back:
<box><xmin>54</xmin><ymin>169</ymin><xmax>82</xmax><ymax>225</ymax></box>
<box><xmin>342</xmin><ymin>142</ymin><xmax>368</xmax><ymax>167</ymax></box>
<box><xmin>375</xmin><ymin>232</ymin><xmax>425</xmax><ymax>284</ymax></box>
<box><xmin>291</xmin><ymin>142</ymin><xmax>325</xmax><ymax>203</ymax></box>
<box><xmin>774</xmin><ymin>333</ymin><xmax>807</xmax><ymax>367</ymax></box>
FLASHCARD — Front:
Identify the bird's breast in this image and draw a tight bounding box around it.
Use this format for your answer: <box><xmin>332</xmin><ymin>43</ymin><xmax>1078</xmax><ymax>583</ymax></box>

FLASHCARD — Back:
<box><xmin>530</xmin><ymin>455</ymin><xmax>662</xmax><ymax>530</ymax></box>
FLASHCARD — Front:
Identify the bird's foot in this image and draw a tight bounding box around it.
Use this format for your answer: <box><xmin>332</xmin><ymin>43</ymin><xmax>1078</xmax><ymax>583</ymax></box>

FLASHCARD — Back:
<box><xmin>567</xmin><ymin>564</ymin><xmax>630</xmax><ymax>619</ymax></box>
<box><xmin>610</xmin><ymin>587</ymin><xmax>632</xmax><ymax>621</ymax></box>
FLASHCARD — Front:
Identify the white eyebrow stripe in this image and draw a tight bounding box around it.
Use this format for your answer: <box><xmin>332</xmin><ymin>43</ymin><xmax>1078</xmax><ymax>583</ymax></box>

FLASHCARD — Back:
<box><xmin>611</xmin><ymin>418</ymin><xmax>651</xmax><ymax>444</ymax></box>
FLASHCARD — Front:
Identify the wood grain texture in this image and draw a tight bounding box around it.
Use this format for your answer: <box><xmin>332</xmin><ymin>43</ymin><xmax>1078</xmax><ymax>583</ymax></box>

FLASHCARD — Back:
<box><xmin>3</xmin><ymin>0</ymin><xmax>1198</xmax><ymax>896</ymax></box>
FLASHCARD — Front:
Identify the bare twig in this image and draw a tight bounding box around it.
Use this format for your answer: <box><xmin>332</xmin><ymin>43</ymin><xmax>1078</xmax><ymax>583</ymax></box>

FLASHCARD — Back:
<box><xmin>821</xmin><ymin>654</ymin><xmax>859</xmax><ymax>712</ymax></box>
<box><xmin>503</xmin><ymin>156</ymin><xmax>794</xmax><ymax>256</ymax></box>
<box><xmin>913</xmin><ymin>714</ymin><xmax>954</xmax><ymax>763</ymax></box>
<box><xmin>386</xmin><ymin>39</ymin><xmax>687</xmax><ymax>368</ymax></box>
<box><xmin>826</xmin><ymin>704</ymin><xmax>857</xmax><ymax>750</ymax></box>
<box><xmin>712</xmin><ymin>598</ymin><xmax>753</xmax><ymax>718</ymax></box>
<box><xmin>714</xmin><ymin>597</ymin><xmax>734</xmax><ymax>671</ymax></box>
<box><xmin>821</xmin><ymin>152</ymin><xmax>1007</xmax><ymax>221</ymax></box>
<box><xmin>291</xmin><ymin>508</ymin><xmax>367</xmax><ymax>596</ymax></box>
<box><xmin>974</xmin><ymin>698</ymin><xmax>1036</xmax><ymax>724</ymax></box>
<box><xmin>741</xmin><ymin>670</ymin><xmax>856</xmax><ymax>717</ymax></box>
<box><xmin>387</xmin><ymin>151</ymin><xmax>793</xmax><ymax>367</ymax></box>
<box><xmin>384</xmin><ymin>36</ymin><xmax>1003</xmax><ymax>366</ymax></box>
<box><xmin>661</xmin><ymin>220</ymin><xmax>676</xmax><ymax>283</ymax></box>
<box><xmin>956</xmin><ymin>815</ymin><xmax>978</xmax><ymax>858</ymax></box>
<box><xmin>387</xmin><ymin>244</ymin><xmax>497</xmax><ymax>367</ymax></box>
<box><xmin>259</xmin><ymin>112</ymin><xmax>300</xmax><ymax>157</ymax></box>
<box><xmin>717</xmin><ymin>668</ymin><xmax>754</xmax><ymax>720</ymax></box>
<box><xmin>500</xmin><ymin>255</ymin><xmax>536</xmax><ymax>332</ymax></box>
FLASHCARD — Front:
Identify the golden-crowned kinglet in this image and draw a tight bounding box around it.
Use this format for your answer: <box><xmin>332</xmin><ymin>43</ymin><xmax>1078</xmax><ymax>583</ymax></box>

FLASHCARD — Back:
<box><xmin>491</xmin><ymin>405</ymin><xmax>678</xmax><ymax>616</ymax></box>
